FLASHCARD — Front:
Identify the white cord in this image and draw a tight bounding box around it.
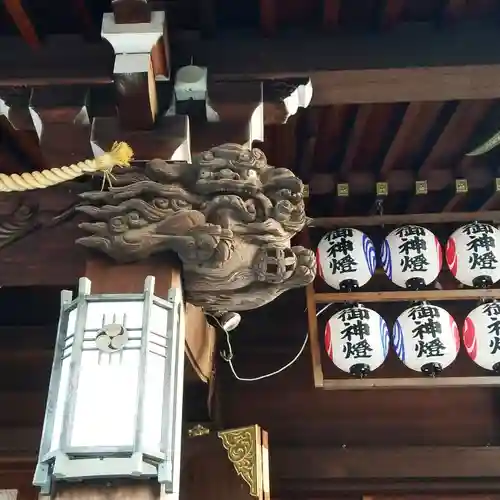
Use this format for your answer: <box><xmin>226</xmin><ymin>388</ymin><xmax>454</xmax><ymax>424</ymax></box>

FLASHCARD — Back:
<box><xmin>211</xmin><ymin>303</ymin><xmax>333</xmax><ymax>382</ymax></box>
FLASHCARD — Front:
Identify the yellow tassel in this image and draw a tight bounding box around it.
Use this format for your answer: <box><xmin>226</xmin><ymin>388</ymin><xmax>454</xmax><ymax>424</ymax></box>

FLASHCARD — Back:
<box><xmin>95</xmin><ymin>141</ymin><xmax>135</xmax><ymax>172</ymax></box>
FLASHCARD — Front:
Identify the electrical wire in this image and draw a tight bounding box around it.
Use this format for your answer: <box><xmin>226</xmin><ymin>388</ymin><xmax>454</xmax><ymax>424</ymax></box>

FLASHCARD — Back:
<box><xmin>209</xmin><ymin>303</ymin><xmax>333</xmax><ymax>382</ymax></box>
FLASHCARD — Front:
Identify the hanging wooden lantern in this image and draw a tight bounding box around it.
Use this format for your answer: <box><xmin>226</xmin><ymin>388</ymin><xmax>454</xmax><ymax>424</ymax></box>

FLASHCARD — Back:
<box><xmin>317</xmin><ymin>228</ymin><xmax>376</xmax><ymax>291</ymax></box>
<box><xmin>446</xmin><ymin>222</ymin><xmax>500</xmax><ymax>287</ymax></box>
<box><xmin>463</xmin><ymin>301</ymin><xmax>500</xmax><ymax>372</ymax></box>
<box><xmin>381</xmin><ymin>225</ymin><xmax>442</xmax><ymax>289</ymax></box>
<box><xmin>393</xmin><ymin>303</ymin><xmax>459</xmax><ymax>376</ymax></box>
<box><xmin>324</xmin><ymin>304</ymin><xmax>389</xmax><ymax>377</ymax></box>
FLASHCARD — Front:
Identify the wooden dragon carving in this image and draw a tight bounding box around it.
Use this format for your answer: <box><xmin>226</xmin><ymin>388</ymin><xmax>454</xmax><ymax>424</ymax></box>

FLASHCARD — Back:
<box><xmin>76</xmin><ymin>143</ymin><xmax>316</xmax><ymax>313</ymax></box>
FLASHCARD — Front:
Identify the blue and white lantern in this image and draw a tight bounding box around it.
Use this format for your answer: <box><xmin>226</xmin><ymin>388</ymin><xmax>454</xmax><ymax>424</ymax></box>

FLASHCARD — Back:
<box><xmin>381</xmin><ymin>225</ymin><xmax>442</xmax><ymax>289</ymax></box>
<box><xmin>393</xmin><ymin>303</ymin><xmax>459</xmax><ymax>376</ymax></box>
<box><xmin>325</xmin><ymin>305</ymin><xmax>389</xmax><ymax>377</ymax></box>
<box><xmin>316</xmin><ymin>228</ymin><xmax>376</xmax><ymax>290</ymax></box>
<box><xmin>463</xmin><ymin>301</ymin><xmax>500</xmax><ymax>372</ymax></box>
<box><xmin>446</xmin><ymin>222</ymin><xmax>500</xmax><ymax>288</ymax></box>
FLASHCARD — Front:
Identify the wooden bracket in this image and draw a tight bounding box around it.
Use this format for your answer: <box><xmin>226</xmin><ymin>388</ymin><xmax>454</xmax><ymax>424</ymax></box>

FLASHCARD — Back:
<box><xmin>29</xmin><ymin>86</ymin><xmax>92</xmax><ymax>167</ymax></box>
<box><xmin>102</xmin><ymin>2</ymin><xmax>168</xmax><ymax>129</ymax></box>
<box><xmin>91</xmin><ymin>115</ymin><xmax>191</xmax><ymax>161</ymax></box>
<box><xmin>191</xmin><ymin>82</ymin><xmax>263</xmax><ymax>153</ymax></box>
<box><xmin>0</xmin><ymin>87</ymin><xmax>43</xmax><ymax>169</ymax></box>
<box><xmin>262</xmin><ymin>78</ymin><xmax>313</xmax><ymax>125</ymax></box>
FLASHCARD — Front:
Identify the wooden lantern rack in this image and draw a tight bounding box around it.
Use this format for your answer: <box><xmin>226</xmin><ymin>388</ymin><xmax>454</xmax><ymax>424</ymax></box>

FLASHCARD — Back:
<box><xmin>303</xmin><ymin>212</ymin><xmax>500</xmax><ymax>390</ymax></box>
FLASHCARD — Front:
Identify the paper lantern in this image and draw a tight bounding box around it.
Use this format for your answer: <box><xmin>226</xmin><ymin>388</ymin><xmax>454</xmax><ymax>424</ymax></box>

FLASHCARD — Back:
<box><xmin>325</xmin><ymin>305</ymin><xmax>389</xmax><ymax>377</ymax></box>
<box><xmin>393</xmin><ymin>303</ymin><xmax>459</xmax><ymax>375</ymax></box>
<box><xmin>463</xmin><ymin>301</ymin><xmax>500</xmax><ymax>372</ymax></box>
<box><xmin>33</xmin><ymin>276</ymin><xmax>185</xmax><ymax>495</ymax></box>
<box><xmin>317</xmin><ymin>228</ymin><xmax>376</xmax><ymax>290</ymax></box>
<box><xmin>381</xmin><ymin>225</ymin><xmax>442</xmax><ymax>289</ymax></box>
<box><xmin>446</xmin><ymin>222</ymin><xmax>500</xmax><ymax>287</ymax></box>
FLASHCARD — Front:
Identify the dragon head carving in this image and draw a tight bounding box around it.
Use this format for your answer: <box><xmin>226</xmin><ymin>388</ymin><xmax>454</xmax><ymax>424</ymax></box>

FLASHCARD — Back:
<box><xmin>76</xmin><ymin>143</ymin><xmax>316</xmax><ymax>313</ymax></box>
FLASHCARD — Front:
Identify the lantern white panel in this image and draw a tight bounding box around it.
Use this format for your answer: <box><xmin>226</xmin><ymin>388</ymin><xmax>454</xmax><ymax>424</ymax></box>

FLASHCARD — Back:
<box><xmin>381</xmin><ymin>225</ymin><xmax>442</xmax><ymax>289</ymax></box>
<box><xmin>70</xmin><ymin>301</ymin><xmax>144</xmax><ymax>448</ymax></box>
<box><xmin>49</xmin><ymin>308</ymin><xmax>77</xmax><ymax>454</ymax></box>
<box><xmin>141</xmin><ymin>303</ymin><xmax>169</xmax><ymax>452</ymax></box>
<box><xmin>393</xmin><ymin>304</ymin><xmax>459</xmax><ymax>374</ymax></box>
<box><xmin>85</xmin><ymin>300</ymin><xmax>144</xmax><ymax>330</ymax></box>
<box><xmin>70</xmin><ymin>348</ymin><xmax>140</xmax><ymax>447</ymax></box>
<box><xmin>463</xmin><ymin>301</ymin><xmax>500</xmax><ymax>371</ymax></box>
<box><xmin>324</xmin><ymin>305</ymin><xmax>389</xmax><ymax>376</ymax></box>
<box><xmin>317</xmin><ymin>228</ymin><xmax>376</xmax><ymax>290</ymax></box>
<box><xmin>446</xmin><ymin>222</ymin><xmax>500</xmax><ymax>287</ymax></box>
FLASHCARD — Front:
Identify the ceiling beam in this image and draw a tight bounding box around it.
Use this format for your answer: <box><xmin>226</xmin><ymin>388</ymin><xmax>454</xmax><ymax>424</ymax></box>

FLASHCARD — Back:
<box><xmin>310</xmin><ymin>210</ymin><xmax>500</xmax><ymax>228</ymax></box>
<box><xmin>3</xmin><ymin>24</ymin><xmax>500</xmax><ymax>103</ymax></box>
<box><xmin>190</xmin><ymin>22</ymin><xmax>500</xmax><ymax>104</ymax></box>
<box><xmin>0</xmin><ymin>36</ymin><xmax>113</xmax><ymax>86</ymax></box>
<box><xmin>3</xmin><ymin>428</ymin><xmax>500</xmax><ymax>495</ymax></box>
<box><xmin>273</xmin><ymin>446</ymin><xmax>500</xmax><ymax>494</ymax></box>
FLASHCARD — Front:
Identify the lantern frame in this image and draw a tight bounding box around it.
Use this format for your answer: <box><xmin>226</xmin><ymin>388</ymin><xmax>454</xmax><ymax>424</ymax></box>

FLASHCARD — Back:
<box><xmin>33</xmin><ymin>276</ymin><xmax>185</xmax><ymax>496</ymax></box>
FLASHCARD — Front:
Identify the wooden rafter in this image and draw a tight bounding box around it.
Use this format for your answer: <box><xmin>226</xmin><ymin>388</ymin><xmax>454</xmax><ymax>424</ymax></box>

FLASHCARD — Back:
<box><xmin>418</xmin><ymin>100</ymin><xmax>492</xmax><ymax>177</ymax></box>
<box><xmin>379</xmin><ymin>102</ymin><xmax>443</xmax><ymax>176</ymax></box>
<box><xmin>443</xmin><ymin>0</ymin><xmax>468</xmax><ymax>21</ymax></box>
<box><xmin>4</xmin><ymin>0</ymin><xmax>39</xmax><ymax>48</ymax></box>
<box><xmin>259</xmin><ymin>0</ymin><xmax>276</xmax><ymax>36</ymax></box>
<box><xmin>380</xmin><ymin>0</ymin><xmax>405</xmax><ymax>29</ymax></box>
<box><xmin>322</xmin><ymin>0</ymin><xmax>341</xmax><ymax>29</ymax></box>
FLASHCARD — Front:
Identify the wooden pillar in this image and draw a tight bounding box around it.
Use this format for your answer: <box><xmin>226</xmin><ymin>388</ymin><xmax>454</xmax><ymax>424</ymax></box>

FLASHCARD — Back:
<box><xmin>84</xmin><ymin>256</ymin><xmax>216</xmax><ymax>385</ymax></box>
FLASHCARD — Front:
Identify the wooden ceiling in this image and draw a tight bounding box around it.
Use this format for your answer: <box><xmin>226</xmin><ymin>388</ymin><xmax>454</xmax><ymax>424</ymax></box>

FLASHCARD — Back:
<box><xmin>0</xmin><ymin>1</ymin><xmax>500</xmax><ymax>219</ymax></box>
<box><xmin>1</xmin><ymin>0</ymin><xmax>499</xmax><ymax>39</ymax></box>
<box><xmin>2</xmin><ymin>1</ymin><xmax>500</xmax><ymax>498</ymax></box>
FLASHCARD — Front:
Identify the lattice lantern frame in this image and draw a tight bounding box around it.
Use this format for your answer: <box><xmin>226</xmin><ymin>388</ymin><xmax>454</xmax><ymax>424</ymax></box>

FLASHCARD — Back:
<box><xmin>33</xmin><ymin>276</ymin><xmax>185</xmax><ymax>496</ymax></box>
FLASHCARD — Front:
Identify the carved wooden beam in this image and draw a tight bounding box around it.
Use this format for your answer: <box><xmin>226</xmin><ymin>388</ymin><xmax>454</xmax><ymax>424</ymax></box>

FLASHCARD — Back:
<box><xmin>102</xmin><ymin>0</ymin><xmax>168</xmax><ymax>130</ymax></box>
<box><xmin>29</xmin><ymin>86</ymin><xmax>93</xmax><ymax>166</ymax></box>
<box><xmin>75</xmin><ymin>143</ymin><xmax>314</xmax><ymax>313</ymax></box>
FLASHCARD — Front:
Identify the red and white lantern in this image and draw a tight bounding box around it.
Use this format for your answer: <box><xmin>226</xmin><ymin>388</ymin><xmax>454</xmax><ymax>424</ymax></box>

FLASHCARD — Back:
<box><xmin>325</xmin><ymin>305</ymin><xmax>389</xmax><ymax>377</ymax></box>
<box><xmin>317</xmin><ymin>228</ymin><xmax>376</xmax><ymax>291</ymax></box>
<box><xmin>446</xmin><ymin>222</ymin><xmax>500</xmax><ymax>287</ymax></box>
<box><xmin>392</xmin><ymin>303</ymin><xmax>459</xmax><ymax>376</ymax></box>
<box><xmin>381</xmin><ymin>225</ymin><xmax>442</xmax><ymax>289</ymax></box>
<box><xmin>463</xmin><ymin>301</ymin><xmax>500</xmax><ymax>372</ymax></box>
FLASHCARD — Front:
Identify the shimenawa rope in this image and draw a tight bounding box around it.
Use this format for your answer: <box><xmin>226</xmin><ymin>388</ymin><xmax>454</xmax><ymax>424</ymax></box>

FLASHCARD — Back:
<box><xmin>0</xmin><ymin>142</ymin><xmax>134</xmax><ymax>192</ymax></box>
